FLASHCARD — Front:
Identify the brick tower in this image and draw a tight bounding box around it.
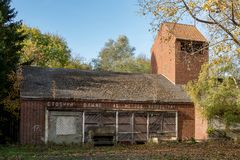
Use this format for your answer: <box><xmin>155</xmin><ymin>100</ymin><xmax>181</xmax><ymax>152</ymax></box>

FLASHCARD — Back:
<box><xmin>151</xmin><ymin>23</ymin><xmax>209</xmax><ymax>140</ymax></box>
<box><xmin>151</xmin><ymin>23</ymin><xmax>208</xmax><ymax>85</ymax></box>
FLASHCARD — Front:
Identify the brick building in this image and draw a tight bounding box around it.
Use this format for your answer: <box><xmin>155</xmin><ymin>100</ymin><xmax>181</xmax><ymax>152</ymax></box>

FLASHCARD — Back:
<box><xmin>20</xmin><ymin>23</ymin><xmax>209</xmax><ymax>144</ymax></box>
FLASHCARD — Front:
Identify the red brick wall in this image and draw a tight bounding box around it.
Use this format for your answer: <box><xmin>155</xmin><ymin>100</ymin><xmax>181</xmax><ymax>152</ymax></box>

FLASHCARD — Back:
<box><xmin>20</xmin><ymin>99</ymin><xmax>195</xmax><ymax>144</ymax></box>
<box><xmin>20</xmin><ymin>101</ymin><xmax>45</xmax><ymax>144</ymax></box>
<box><xmin>151</xmin><ymin>25</ymin><xmax>176</xmax><ymax>83</ymax></box>
<box><xmin>178</xmin><ymin>105</ymin><xmax>195</xmax><ymax>140</ymax></box>
<box><xmin>195</xmin><ymin>106</ymin><xmax>208</xmax><ymax>140</ymax></box>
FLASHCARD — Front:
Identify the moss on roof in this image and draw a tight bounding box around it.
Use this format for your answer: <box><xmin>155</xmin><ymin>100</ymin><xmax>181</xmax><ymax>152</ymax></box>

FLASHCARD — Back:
<box><xmin>20</xmin><ymin>66</ymin><xmax>191</xmax><ymax>103</ymax></box>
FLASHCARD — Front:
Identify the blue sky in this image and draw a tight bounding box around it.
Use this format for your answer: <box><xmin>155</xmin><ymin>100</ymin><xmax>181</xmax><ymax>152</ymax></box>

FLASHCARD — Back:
<box><xmin>11</xmin><ymin>0</ymin><xmax>203</xmax><ymax>62</ymax></box>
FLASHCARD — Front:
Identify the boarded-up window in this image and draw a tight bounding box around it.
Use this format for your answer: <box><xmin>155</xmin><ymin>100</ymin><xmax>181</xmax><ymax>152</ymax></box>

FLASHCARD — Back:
<box><xmin>84</xmin><ymin>112</ymin><xmax>115</xmax><ymax>142</ymax></box>
<box><xmin>134</xmin><ymin>113</ymin><xmax>147</xmax><ymax>141</ymax></box>
<box><xmin>118</xmin><ymin>112</ymin><xmax>132</xmax><ymax>141</ymax></box>
<box><xmin>149</xmin><ymin>112</ymin><xmax>176</xmax><ymax>139</ymax></box>
<box><xmin>56</xmin><ymin>116</ymin><xmax>76</xmax><ymax>135</ymax></box>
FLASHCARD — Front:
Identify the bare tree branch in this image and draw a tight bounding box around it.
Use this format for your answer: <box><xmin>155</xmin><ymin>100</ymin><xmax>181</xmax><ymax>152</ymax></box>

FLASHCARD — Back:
<box><xmin>181</xmin><ymin>0</ymin><xmax>216</xmax><ymax>24</ymax></box>
<box><xmin>208</xmin><ymin>13</ymin><xmax>240</xmax><ymax>46</ymax></box>
<box><xmin>231</xmin><ymin>0</ymin><xmax>240</xmax><ymax>27</ymax></box>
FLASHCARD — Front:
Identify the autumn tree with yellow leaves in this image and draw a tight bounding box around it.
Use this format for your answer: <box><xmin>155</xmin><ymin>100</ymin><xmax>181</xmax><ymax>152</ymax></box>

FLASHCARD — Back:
<box><xmin>139</xmin><ymin>0</ymin><xmax>240</xmax><ymax>129</ymax></box>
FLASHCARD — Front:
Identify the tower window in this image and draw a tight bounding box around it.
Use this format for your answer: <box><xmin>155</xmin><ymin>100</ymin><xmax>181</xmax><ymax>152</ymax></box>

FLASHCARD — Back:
<box><xmin>180</xmin><ymin>41</ymin><xmax>204</xmax><ymax>54</ymax></box>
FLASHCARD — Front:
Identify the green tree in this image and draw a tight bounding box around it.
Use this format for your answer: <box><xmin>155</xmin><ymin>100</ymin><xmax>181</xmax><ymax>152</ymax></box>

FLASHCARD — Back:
<box><xmin>19</xmin><ymin>25</ymin><xmax>92</xmax><ymax>70</ymax></box>
<box><xmin>19</xmin><ymin>25</ymin><xmax>71</xmax><ymax>68</ymax></box>
<box><xmin>93</xmin><ymin>35</ymin><xmax>135</xmax><ymax>71</ymax></box>
<box><xmin>185</xmin><ymin>57</ymin><xmax>240</xmax><ymax>128</ymax></box>
<box><xmin>93</xmin><ymin>35</ymin><xmax>150</xmax><ymax>73</ymax></box>
<box><xmin>0</xmin><ymin>0</ymin><xmax>25</xmax><ymax>143</ymax></box>
<box><xmin>139</xmin><ymin>0</ymin><xmax>240</xmax><ymax>127</ymax></box>
<box><xmin>65</xmin><ymin>56</ymin><xmax>92</xmax><ymax>70</ymax></box>
<box><xmin>111</xmin><ymin>55</ymin><xmax>151</xmax><ymax>73</ymax></box>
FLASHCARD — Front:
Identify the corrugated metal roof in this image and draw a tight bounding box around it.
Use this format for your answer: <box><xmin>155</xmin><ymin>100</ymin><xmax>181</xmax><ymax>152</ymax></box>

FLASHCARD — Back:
<box><xmin>20</xmin><ymin>66</ymin><xmax>191</xmax><ymax>103</ymax></box>
<box><xmin>163</xmin><ymin>23</ymin><xmax>207</xmax><ymax>42</ymax></box>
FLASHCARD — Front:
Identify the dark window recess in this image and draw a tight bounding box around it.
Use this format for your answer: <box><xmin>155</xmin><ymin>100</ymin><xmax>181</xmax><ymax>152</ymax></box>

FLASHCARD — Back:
<box><xmin>180</xmin><ymin>41</ymin><xmax>204</xmax><ymax>54</ymax></box>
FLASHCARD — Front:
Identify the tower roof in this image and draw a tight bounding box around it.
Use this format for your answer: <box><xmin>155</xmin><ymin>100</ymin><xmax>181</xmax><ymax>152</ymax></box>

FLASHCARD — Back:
<box><xmin>163</xmin><ymin>22</ymin><xmax>207</xmax><ymax>42</ymax></box>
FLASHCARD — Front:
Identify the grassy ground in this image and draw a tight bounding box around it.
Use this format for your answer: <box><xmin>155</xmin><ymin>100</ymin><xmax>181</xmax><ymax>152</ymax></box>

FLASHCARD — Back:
<box><xmin>0</xmin><ymin>140</ymin><xmax>240</xmax><ymax>160</ymax></box>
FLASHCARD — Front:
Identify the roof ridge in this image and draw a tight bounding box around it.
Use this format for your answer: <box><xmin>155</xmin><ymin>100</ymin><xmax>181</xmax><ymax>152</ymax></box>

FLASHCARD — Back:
<box><xmin>163</xmin><ymin>22</ymin><xmax>195</xmax><ymax>27</ymax></box>
<box><xmin>24</xmin><ymin>65</ymin><xmax>160</xmax><ymax>76</ymax></box>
